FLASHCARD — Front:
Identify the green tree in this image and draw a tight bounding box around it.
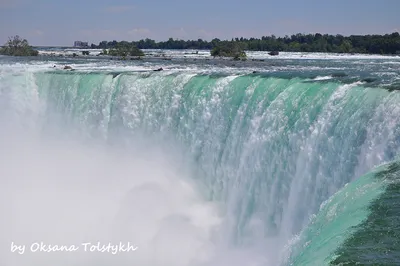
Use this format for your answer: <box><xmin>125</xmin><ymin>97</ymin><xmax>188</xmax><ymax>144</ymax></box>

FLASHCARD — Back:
<box><xmin>90</xmin><ymin>31</ymin><xmax>400</xmax><ymax>55</ymax></box>
<box><xmin>339</xmin><ymin>40</ymin><xmax>353</xmax><ymax>53</ymax></box>
<box><xmin>211</xmin><ymin>41</ymin><xmax>246</xmax><ymax>59</ymax></box>
<box><xmin>0</xmin><ymin>35</ymin><xmax>39</xmax><ymax>56</ymax></box>
<box><xmin>108</xmin><ymin>43</ymin><xmax>144</xmax><ymax>58</ymax></box>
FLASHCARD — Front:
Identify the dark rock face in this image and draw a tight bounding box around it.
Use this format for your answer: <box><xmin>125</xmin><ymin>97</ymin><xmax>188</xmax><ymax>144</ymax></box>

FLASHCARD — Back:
<box><xmin>362</xmin><ymin>77</ymin><xmax>377</xmax><ymax>83</ymax></box>
<box><xmin>268</xmin><ymin>51</ymin><xmax>279</xmax><ymax>56</ymax></box>
<box><xmin>153</xmin><ymin>68</ymin><xmax>163</xmax><ymax>72</ymax></box>
<box><xmin>64</xmin><ymin>66</ymin><xmax>73</xmax><ymax>70</ymax></box>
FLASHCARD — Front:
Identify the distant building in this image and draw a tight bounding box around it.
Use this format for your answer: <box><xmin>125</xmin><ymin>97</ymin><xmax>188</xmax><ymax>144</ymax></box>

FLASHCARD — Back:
<box><xmin>74</xmin><ymin>41</ymin><xmax>89</xmax><ymax>48</ymax></box>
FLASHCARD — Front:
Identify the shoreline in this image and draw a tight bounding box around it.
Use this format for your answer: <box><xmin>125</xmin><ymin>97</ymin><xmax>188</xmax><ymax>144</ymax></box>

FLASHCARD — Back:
<box><xmin>33</xmin><ymin>49</ymin><xmax>400</xmax><ymax>62</ymax></box>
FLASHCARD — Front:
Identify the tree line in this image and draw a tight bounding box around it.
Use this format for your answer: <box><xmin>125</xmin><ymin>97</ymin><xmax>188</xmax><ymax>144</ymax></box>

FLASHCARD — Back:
<box><xmin>0</xmin><ymin>35</ymin><xmax>38</xmax><ymax>56</ymax></box>
<box><xmin>91</xmin><ymin>32</ymin><xmax>400</xmax><ymax>55</ymax></box>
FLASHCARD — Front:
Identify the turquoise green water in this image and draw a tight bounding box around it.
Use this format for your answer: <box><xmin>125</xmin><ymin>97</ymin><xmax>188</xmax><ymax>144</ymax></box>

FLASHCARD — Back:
<box><xmin>1</xmin><ymin>65</ymin><xmax>400</xmax><ymax>265</ymax></box>
<box><xmin>285</xmin><ymin>162</ymin><xmax>398</xmax><ymax>265</ymax></box>
<box><xmin>330</xmin><ymin>161</ymin><xmax>400</xmax><ymax>265</ymax></box>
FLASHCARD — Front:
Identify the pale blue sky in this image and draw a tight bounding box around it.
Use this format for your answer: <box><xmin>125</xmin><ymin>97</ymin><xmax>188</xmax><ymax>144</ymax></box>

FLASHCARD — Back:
<box><xmin>0</xmin><ymin>0</ymin><xmax>399</xmax><ymax>46</ymax></box>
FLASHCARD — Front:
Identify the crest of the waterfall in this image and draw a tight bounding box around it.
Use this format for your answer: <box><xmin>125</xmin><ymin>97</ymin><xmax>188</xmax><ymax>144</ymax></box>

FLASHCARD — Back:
<box><xmin>1</xmin><ymin>62</ymin><xmax>400</xmax><ymax>266</ymax></box>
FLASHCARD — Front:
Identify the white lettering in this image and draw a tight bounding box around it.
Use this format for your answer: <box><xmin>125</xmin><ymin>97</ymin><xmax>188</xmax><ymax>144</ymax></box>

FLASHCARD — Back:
<box><xmin>127</xmin><ymin>242</ymin><xmax>138</xmax><ymax>252</ymax></box>
<box><xmin>10</xmin><ymin>242</ymin><xmax>25</xmax><ymax>254</ymax></box>
<box><xmin>78</xmin><ymin>242</ymin><xmax>138</xmax><ymax>254</ymax></box>
<box><xmin>81</xmin><ymin>242</ymin><xmax>90</xmax><ymax>252</ymax></box>
<box><xmin>30</xmin><ymin>242</ymin><xmax>79</xmax><ymax>252</ymax></box>
<box><xmin>30</xmin><ymin>243</ymin><xmax>40</xmax><ymax>252</ymax></box>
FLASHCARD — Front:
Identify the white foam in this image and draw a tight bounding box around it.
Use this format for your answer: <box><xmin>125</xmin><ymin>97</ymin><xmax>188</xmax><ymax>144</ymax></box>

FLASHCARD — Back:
<box><xmin>313</xmin><ymin>76</ymin><xmax>333</xmax><ymax>81</ymax></box>
<box><xmin>34</xmin><ymin>48</ymin><xmax>400</xmax><ymax>61</ymax></box>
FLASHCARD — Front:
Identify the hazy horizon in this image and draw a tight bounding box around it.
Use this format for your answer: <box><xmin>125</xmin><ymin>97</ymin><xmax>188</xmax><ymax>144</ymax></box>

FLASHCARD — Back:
<box><xmin>6</xmin><ymin>30</ymin><xmax>391</xmax><ymax>48</ymax></box>
<box><xmin>0</xmin><ymin>0</ymin><xmax>399</xmax><ymax>46</ymax></box>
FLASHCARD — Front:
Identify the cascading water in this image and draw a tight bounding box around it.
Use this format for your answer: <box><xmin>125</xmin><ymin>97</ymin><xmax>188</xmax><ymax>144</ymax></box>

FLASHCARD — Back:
<box><xmin>1</xmin><ymin>55</ymin><xmax>400</xmax><ymax>265</ymax></box>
